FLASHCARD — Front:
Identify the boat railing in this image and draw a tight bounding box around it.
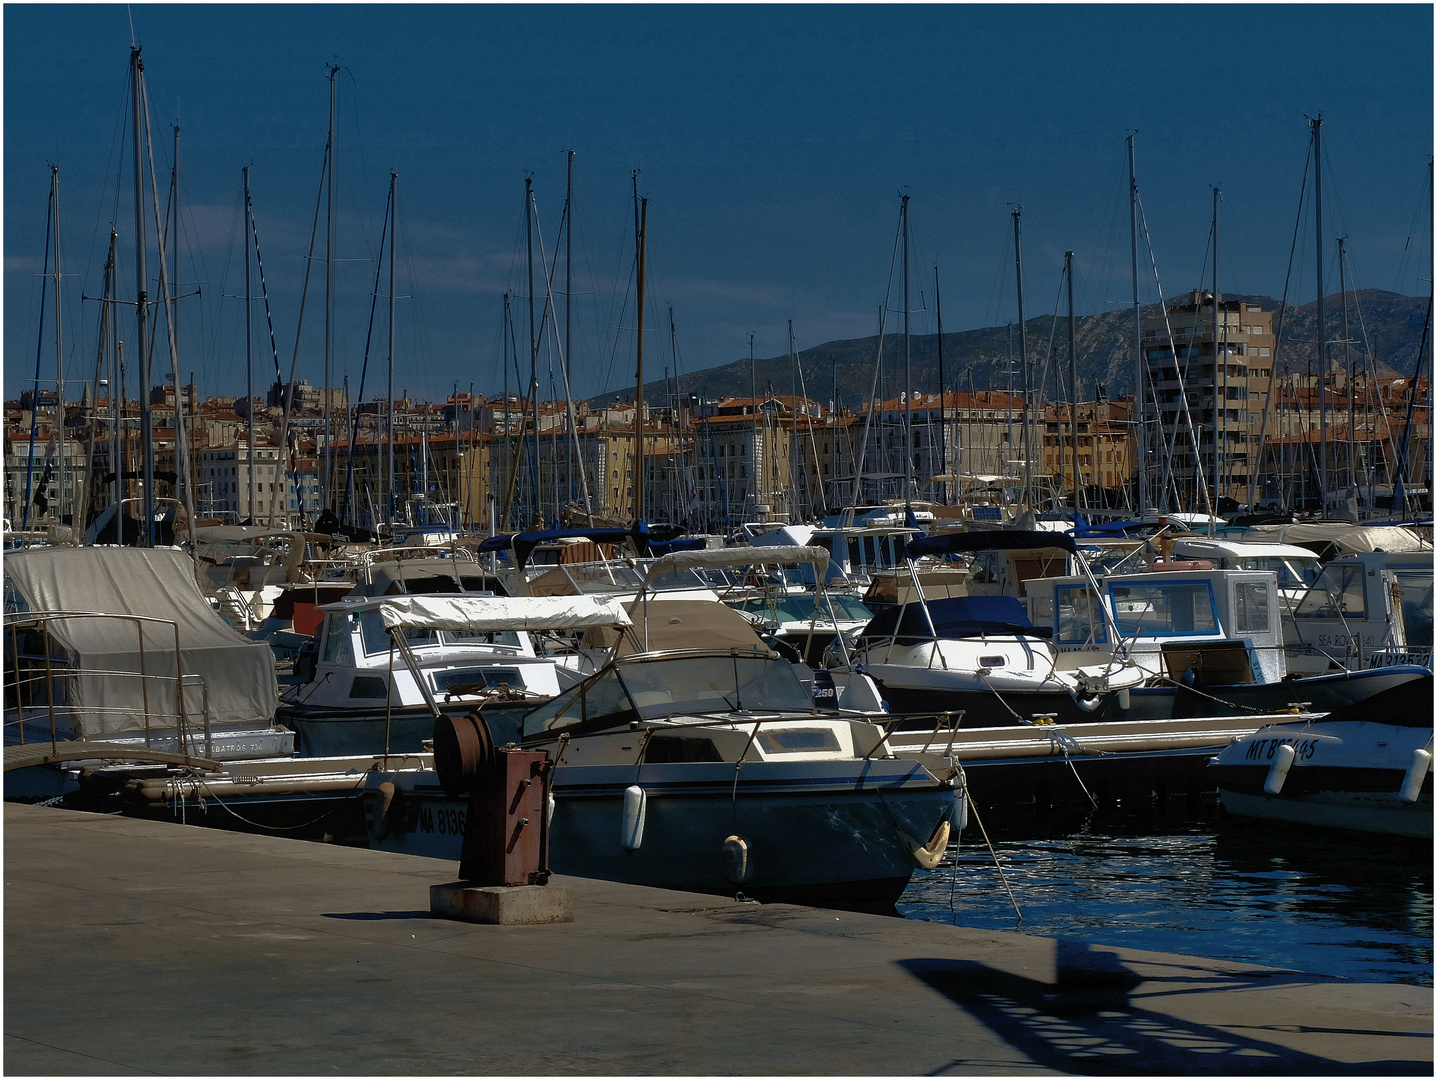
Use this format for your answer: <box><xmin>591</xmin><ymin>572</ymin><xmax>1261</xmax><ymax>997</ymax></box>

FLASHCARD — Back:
<box><xmin>3</xmin><ymin>611</ymin><xmax>212</xmax><ymax>758</ymax></box>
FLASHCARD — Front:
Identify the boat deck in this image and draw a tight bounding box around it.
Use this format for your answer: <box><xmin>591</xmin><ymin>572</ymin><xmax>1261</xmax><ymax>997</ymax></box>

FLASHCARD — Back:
<box><xmin>6</xmin><ymin>801</ymin><xmax>1429</xmax><ymax>1075</ymax></box>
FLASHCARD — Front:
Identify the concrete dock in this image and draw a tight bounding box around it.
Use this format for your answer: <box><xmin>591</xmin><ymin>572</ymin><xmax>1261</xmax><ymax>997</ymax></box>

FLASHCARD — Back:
<box><xmin>5</xmin><ymin>802</ymin><xmax>1431</xmax><ymax>1075</ymax></box>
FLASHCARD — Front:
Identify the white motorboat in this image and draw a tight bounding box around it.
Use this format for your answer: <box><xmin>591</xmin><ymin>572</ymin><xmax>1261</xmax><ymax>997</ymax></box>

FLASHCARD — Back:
<box><xmin>364</xmin><ymin>549</ymin><xmax>964</xmax><ymax>907</ymax></box>
<box><xmin>839</xmin><ymin>531</ymin><xmax>1145</xmax><ymax>726</ymax></box>
<box><xmin>1211</xmin><ymin>675</ymin><xmax>1432</xmax><ymax>838</ymax></box>
<box><xmin>278</xmin><ymin>594</ymin><xmax>629</xmax><ymax>756</ymax></box>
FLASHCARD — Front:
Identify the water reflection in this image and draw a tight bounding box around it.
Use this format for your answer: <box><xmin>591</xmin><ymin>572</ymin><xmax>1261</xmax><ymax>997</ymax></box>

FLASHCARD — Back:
<box><xmin>900</xmin><ymin>801</ymin><xmax>1433</xmax><ymax>987</ymax></box>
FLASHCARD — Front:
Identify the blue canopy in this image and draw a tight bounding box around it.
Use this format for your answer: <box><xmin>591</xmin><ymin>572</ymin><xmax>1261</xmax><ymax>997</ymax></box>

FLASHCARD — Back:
<box><xmin>859</xmin><ymin>595</ymin><xmax>1049</xmax><ymax>641</ymax></box>
<box><xmin>905</xmin><ymin>530</ymin><xmax>1077</xmax><ymax>558</ymax></box>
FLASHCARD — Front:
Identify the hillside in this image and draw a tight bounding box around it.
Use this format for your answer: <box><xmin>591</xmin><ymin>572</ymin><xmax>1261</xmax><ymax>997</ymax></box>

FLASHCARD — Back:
<box><xmin>594</xmin><ymin>290</ymin><xmax>1428</xmax><ymax>411</ymax></box>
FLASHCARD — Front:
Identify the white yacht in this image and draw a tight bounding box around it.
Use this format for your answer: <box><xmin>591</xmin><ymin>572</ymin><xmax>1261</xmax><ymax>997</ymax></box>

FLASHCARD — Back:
<box><xmin>364</xmin><ymin>592</ymin><xmax>964</xmax><ymax>907</ymax></box>
<box><xmin>278</xmin><ymin>594</ymin><xmax>625</xmax><ymax>756</ymax></box>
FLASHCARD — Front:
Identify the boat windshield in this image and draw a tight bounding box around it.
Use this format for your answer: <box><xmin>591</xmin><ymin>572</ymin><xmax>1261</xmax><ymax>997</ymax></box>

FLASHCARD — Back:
<box><xmin>1108</xmin><ymin>580</ymin><xmax>1219</xmax><ymax>637</ymax></box>
<box><xmin>522</xmin><ymin>654</ymin><xmax>813</xmax><ymax>737</ymax></box>
<box><xmin>1294</xmin><ymin>564</ymin><xmax>1367</xmax><ymax>621</ymax></box>
<box><xmin>732</xmin><ymin>593</ymin><xmax>872</xmax><ymax>624</ymax></box>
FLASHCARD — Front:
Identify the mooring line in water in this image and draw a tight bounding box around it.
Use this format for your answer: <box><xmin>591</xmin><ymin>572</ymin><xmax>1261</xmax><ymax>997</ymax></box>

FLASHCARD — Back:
<box><xmin>965</xmin><ymin>796</ymin><xmax>1022</xmax><ymax>923</ymax></box>
<box><xmin>169</xmin><ymin>772</ymin><xmax>340</xmax><ymax>833</ymax></box>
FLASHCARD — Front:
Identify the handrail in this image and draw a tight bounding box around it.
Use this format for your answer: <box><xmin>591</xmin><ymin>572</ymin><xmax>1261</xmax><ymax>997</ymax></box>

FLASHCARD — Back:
<box><xmin>2</xmin><ymin>610</ymin><xmax>195</xmax><ymax>754</ymax></box>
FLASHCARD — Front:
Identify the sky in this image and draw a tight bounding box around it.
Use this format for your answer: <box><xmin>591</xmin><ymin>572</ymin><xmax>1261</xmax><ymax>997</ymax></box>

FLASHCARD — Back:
<box><xmin>4</xmin><ymin>3</ymin><xmax>1433</xmax><ymax>408</ymax></box>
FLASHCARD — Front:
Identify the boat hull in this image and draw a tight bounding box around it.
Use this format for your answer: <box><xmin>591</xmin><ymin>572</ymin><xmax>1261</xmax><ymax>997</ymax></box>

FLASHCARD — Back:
<box><xmin>871</xmin><ymin>665</ymin><xmax>1431</xmax><ymax>728</ymax></box>
<box><xmin>363</xmin><ymin>759</ymin><xmax>962</xmax><ymax>905</ymax></box>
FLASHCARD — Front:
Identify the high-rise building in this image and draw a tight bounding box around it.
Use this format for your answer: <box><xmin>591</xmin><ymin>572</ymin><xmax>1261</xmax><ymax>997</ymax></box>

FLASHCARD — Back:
<box><xmin>1142</xmin><ymin>290</ymin><xmax>1275</xmax><ymax>508</ymax></box>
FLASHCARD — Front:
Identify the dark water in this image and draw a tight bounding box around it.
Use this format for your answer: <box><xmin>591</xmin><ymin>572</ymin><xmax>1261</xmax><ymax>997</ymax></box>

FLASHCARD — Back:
<box><xmin>899</xmin><ymin>803</ymin><xmax>1434</xmax><ymax>987</ymax></box>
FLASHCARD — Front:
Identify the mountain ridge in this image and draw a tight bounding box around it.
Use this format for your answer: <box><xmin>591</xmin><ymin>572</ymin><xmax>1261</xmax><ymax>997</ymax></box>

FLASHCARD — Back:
<box><xmin>592</xmin><ymin>290</ymin><xmax>1429</xmax><ymax>411</ymax></box>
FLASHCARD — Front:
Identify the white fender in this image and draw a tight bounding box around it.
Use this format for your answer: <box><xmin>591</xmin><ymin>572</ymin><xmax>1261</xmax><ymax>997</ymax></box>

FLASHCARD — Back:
<box><xmin>909</xmin><ymin>819</ymin><xmax>951</xmax><ymax>870</ymax></box>
<box><xmin>723</xmin><ymin>834</ymin><xmax>751</xmax><ymax>884</ymax></box>
<box><xmin>620</xmin><ymin>785</ymin><xmax>646</xmax><ymax>850</ymax></box>
<box><xmin>1400</xmin><ymin>749</ymin><xmax>1431</xmax><ymax>803</ymax></box>
<box><xmin>1264</xmin><ymin>743</ymin><xmax>1297</xmax><ymax>795</ymax></box>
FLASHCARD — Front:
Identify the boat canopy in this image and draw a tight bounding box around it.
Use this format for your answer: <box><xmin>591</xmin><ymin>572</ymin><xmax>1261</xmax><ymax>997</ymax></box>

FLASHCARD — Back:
<box><xmin>640</xmin><ymin>545</ymin><xmax>830</xmax><ymax>587</ymax></box>
<box><xmin>617</xmin><ymin>598</ymin><xmax>770</xmax><ymax>656</ymax></box>
<box><xmin>906</xmin><ymin>530</ymin><xmax>1078</xmax><ymax>558</ymax></box>
<box><xmin>1242</xmin><ymin>522</ymin><xmax>1430</xmax><ymax>555</ymax></box>
<box><xmin>859</xmin><ymin>595</ymin><xmax>1045</xmax><ymax>641</ymax></box>
<box><xmin>327</xmin><ymin>594</ymin><xmax>633</xmax><ymax>632</ymax></box>
<box><xmin>3</xmin><ymin>547</ymin><xmax>279</xmax><ymax>736</ymax></box>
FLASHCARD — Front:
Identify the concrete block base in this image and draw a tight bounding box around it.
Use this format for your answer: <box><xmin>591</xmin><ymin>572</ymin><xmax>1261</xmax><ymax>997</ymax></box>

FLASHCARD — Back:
<box><xmin>430</xmin><ymin>882</ymin><xmax>574</xmax><ymax>925</ymax></box>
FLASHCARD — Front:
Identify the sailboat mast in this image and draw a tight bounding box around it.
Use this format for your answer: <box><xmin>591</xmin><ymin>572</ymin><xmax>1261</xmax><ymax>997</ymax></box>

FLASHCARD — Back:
<box><xmin>565</xmin><ymin>148</ymin><xmax>575</xmax><ymax>505</ymax></box>
<box><xmin>633</xmin><ymin>197</ymin><xmax>648</xmax><ymax>523</ymax></box>
<box><xmin>1312</xmin><ymin>113</ymin><xmax>1327</xmax><ymax>508</ymax></box>
<box><xmin>1339</xmin><ymin>237</ymin><xmax>1355</xmax><ymax>494</ymax></box>
<box><xmin>1129</xmin><ymin>134</ymin><xmax>1148</xmax><ymax>515</ymax></box>
<box><xmin>244</xmin><ymin>166</ymin><xmax>256</xmax><ymax>519</ymax></box>
<box><xmin>749</xmin><ymin>334</ymin><xmax>757</xmax><ymax>517</ymax></box>
<box><xmin>934</xmin><ymin>266</ymin><xmax>947</xmax><ymax>506</ymax></box>
<box><xmin>52</xmin><ymin>165</ymin><xmax>66</xmax><ymax>528</ymax></box>
<box><xmin>525</xmin><ymin>175</ymin><xmax>538</xmax><ymax>524</ymax></box>
<box><xmin>323</xmin><ymin>64</ymin><xmax>337</xmax><ymax>510</ymax></box>
<box><xmin>387</xmin><ymin>172</ymin><xmax>397</xmax><ymax>534</ymax></box>
<box><xmin>1211</xmin><ymin>186</ymin><xmax>1221</xmax><ymax>523</ymax></box>
<box><xmin>131</xmin><ymin>46</ymin><xmax>154</xmax><ymax>544</ymax></box>
<box><xmin>1012</xmin><ymin>207</ymin><xmax>1031</xmax><ymax>508</ymax></box>
<box><xmin>901</xmin><ymin>194</ymin><xmax>912</xmax><ymax>507</ymax></box>
<box><xmin>1067</xmin><ymin>250</ymin><xmax>1078</xmax><ymax>508</ymax></box>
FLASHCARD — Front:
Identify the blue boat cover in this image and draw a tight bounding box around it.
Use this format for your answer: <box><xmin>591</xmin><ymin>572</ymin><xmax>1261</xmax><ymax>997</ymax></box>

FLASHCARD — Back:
<box><xmin>859</xmin><ymin>595</ymin><xmax>1049</xmax><ymax>641</ymax></box>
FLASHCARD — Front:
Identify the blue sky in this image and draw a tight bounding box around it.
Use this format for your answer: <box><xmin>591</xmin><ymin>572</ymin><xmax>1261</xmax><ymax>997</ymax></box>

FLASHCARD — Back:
<box><xmin>5</xmin><ymin>3</ymin><xmax>1432</xmax><ymax>407</ymax></box>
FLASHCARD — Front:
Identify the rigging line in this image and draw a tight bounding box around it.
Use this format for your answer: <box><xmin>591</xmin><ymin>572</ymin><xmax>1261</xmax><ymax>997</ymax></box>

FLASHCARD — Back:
<box><xmin>339</xmin><ymin>181</ymin><xmax>392</xmax><ymax>527</ymax></box>
<box><xmin>1249</xmin><ymin>137</ymin><xmax>1313</xmax><ymax>509</ymax></box>
<box><xmin>21</xmin><ymin>185</ymin><xmax>55</xmax><ymax>532</ymax></box>
<box><xmin>847</xmin><ymin>203</ymin><xmax>905</xmax><ymax>519</ymax></box>
<box><xmin>1136</xmin><ymin>191</ymin><xmax>1209</xmax><ymax>515</ymax></box>
<box><xmin>245</xmin><ymin>191</ymin><xmax>287</xmax><ymax>393</ymax></box>
<box><xmin>271</xmin><ymin>139</ymin><xmax>330</xmax><ymax>527</ymax></box>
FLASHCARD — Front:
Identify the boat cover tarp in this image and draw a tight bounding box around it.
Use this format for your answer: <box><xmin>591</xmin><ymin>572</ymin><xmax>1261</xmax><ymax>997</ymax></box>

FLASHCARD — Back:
<box><xmin>374</xmin><ymin>594</ymin><xmax>633</xmax><ymax>632</ymax></box>
<box><xmin>4</xmin><ymin>547</ymin><xmax>279</xmax><ymax>737</ymax></box>
<box><xmin>859</xmin><ymin>595</ymin><xmax>1046</xmax><ymax>641</ymax></box>
<box><xmin>641</xmin><ymin>545</ymin><xmax>830</xmax><ymax>587</ymax></box>
<box><xmin>1242</xmin><ymin>522</ymin><xmax>1429</xmax><ymax>554</ymax></box>
<box><xmin>361</xmin><ymin>561</ymin><xmax>507</xmax><ymax>597</ymax></box>
<box><xmin>905</xmin><ymin>530</ymin><xmax>1078</xmax><ymax>558</ymax></box>
<box><xmin>617</xmin><ymin>599</ymin><xmax>769</xmax><ymax>656</ymax></box>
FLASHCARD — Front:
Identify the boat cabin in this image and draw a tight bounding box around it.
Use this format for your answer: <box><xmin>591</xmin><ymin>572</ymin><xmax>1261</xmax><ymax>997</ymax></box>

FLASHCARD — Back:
<box><xmin>1026</xmin><ymin>568</ymin><xmax>1286</xmax><ymax>686</ymax></box>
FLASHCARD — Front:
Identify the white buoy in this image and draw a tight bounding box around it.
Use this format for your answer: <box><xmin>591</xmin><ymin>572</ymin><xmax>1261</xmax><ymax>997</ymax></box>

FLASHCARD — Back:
<box><xmin>620</xmin><ymin>785</ymin><xmax>646</xmax><ymax>850</ymax></box>
<box><xmin>1400</xmin><ymin>749</ymin><xmax>1431</xmax><ymax>803</ymax></box>
<box><xmin>1264</xmin><ymin>743</ymin><xmax>1296</xmax><ymax>795</ymax></box>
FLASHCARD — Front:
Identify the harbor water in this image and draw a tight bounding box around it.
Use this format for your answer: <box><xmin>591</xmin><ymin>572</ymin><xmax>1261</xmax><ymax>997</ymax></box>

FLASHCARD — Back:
<box><xmin>900</xmin><ymin>801</ymin><xmax>1434</xmax><ymax>987</ymax></box>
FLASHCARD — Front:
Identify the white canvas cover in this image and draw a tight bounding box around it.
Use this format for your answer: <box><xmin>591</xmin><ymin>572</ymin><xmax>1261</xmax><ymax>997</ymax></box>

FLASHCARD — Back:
<box><xmin>374</xmin><ymin>594</ymin><xmax>633</xmax><ymax>632</ymax></box>
<box><xmin>641</xmin><ymin>545</ymin><xmax>830</xmax><ymax>586</ymax></box>
<box><xmin>1243</xmin><ymin>522</ymin><xmax>1430</xmax><ymax>554</ymax></box>
<box><xmin>4</xmin><ymin>547</ymin><xmax>279</xmax><ymax>737</ymax></box>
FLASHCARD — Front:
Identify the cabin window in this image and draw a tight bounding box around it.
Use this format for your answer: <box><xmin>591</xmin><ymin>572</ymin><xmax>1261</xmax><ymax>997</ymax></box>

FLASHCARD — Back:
<box><xmin>433</xmin><ymin>668</ymin><xmax>524</xmax><ymax>695</ymax></box>
<box><xmin>757</xmin><ymin>728</ymin><xmax>841</xmax><ymax>754</ymax></box>
<box><xmin>349</xmin><ymin>675</ymin><xmax>388</xmax><ymax>699</ymax></box>
<box><xmin>1108</xmin><ymin>581</ymin><xmax>1218</xmax><ymax>637</ymax></box>
<box><xmin>322</xmin><ymin>615</ymin><xmax>355</xmax><ymax>665</ymax></box>
<box><xmin>1055</xmin><ymin>585</ymin><xmax>1107</xmax><ymax>644</ymax></box>
<box><xmin>1232</xmin><ymin>581</ymin><xmax>1271</xmax><ymax>635</ymax></box>
<box><xmin>1294</xmin><ymin>565</ymin><xmax>1366</xmax><ymax>621</ymax></box>
<box><xmin>1393</xmin><ymin>571</ymin><xmax>1433</xmax><ymax>648</ymax></box>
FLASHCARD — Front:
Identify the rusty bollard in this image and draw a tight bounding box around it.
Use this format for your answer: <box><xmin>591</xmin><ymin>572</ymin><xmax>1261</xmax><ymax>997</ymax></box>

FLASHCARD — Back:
<box><xmin>428</xmin><ymin>712</ymin><xmax>573</xmax><ymax>924</ymax></box>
